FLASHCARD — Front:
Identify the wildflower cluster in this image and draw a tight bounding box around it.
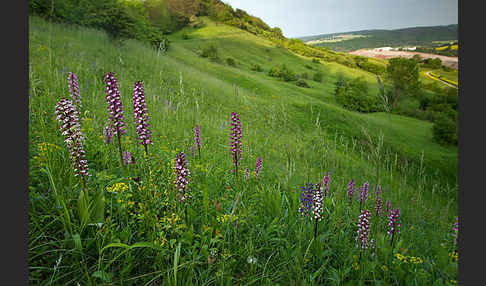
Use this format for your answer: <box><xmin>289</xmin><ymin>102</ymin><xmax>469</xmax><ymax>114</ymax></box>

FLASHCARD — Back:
<box><xmin>385</xmin><ymin>199</ymin><xmax>392</xmax><ymax>215</ymax></box>
<box><xmin>358</xmin><ymin>182</ymin><xmax>370</xmax><ymax>205</ymax></box>
<box><xmin>104</xmin><ymin>124</ymin><xmax>113</xmax><ymax>144</ymax></box>
<box><xmin>452</xmin><ymin>216</ymin><xmax>458</xmax><ymax>245</ymax></box>
<box><xmin>132</xmin><ymin>81</ymin><xmax>152</xmax><ymax>146</ymax></box>
<box><xmin>174</xmin><ymin>152</ymin><xmax>190</xmax><ymax>202</ymax></box>
<box><xmin>106</xmin><ymin>182</ymin><xmax>129</xmax><ymax>194</ymax></box>
<box><xmin>104</xmin><ymin>72</ymin><xmax>126</xmax><ymax>135</ymax></box>
<box><xmin>217</xmin><ymin>213</ymin><xmax>238</xmax><ymax>224</ymax></box>
<box><xmin>299</xmin><ymin>183</ymin><xmax>315</xmax><ymax>217</ymax></box>
<box><xmin>356</xmin><ymin>209</ymin><xmax>372</xmax><ymax>249</ymax></box>
<box><xmin>347</xmin><ymin>179</ymin><xmax>356</xmax><ymax>203</ymax></box>
<box><xmin>395</xmin><ymin>253</ymin><xmax>423</xmax><ymax>264</ymax></box>
<box><xmin>375</xmin><ymin>196</ymin><xmax>383</xmax><ymax>217</ymax></box>
<box><xmin>312</xmin><ymin>182</ymin><xmax>324</xmax><ymax>221</ymax></box>
<box><xmin>255</xmin><ymin>157</ymin><xmax>263</xmax><ymax>179</ymax></box>
<box><xmin>388</xmin><ymin>208</ymin><xmax>401</xmax><ymax>235</ymax></box>
<box><xmin>449</xmin><ymin>251</ymin><xmax>458</xmax><ymax>262</ymax></box>
<box><xmin>68</xmin><ymin>72</ymin><xmax>82</xmax><ymax>110</ymax></box>
<box><xmin>320</xmin><ymin>172</ymin><xmax>331</xmax><ymax>196</ymax></box>
<box><xmin>229</xmin><ymin>112</ymin><xmax>242</xmax><ymax>174</ymax></box>
<box><xmin>123</xmin><ymin>151</ymin><xmax>135</xmax><ymax>165</ymax></box>
<box><xmin>193</xmin><ymin>124</ymin><xmax>201</xmax><ymax>155</ymax></box>
<box><xmin>55</xmin><ymin>98</ymin><xmax>90</xmax><ymax>178</ymax></box>
<box><xmin>34</xmin><ymin>142</ymin><xmax>62</xmax><ymax>165</ymax></box>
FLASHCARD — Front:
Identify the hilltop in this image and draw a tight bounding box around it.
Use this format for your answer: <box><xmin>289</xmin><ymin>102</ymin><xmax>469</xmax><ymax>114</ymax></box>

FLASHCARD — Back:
<box><xmin>299</xmin><ymin>24</ymin><xmax>458</xmax><ymax>52</ymax></box>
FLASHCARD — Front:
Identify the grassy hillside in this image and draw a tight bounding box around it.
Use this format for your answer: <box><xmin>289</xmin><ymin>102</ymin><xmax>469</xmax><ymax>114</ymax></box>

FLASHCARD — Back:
<box><xmin>29</xmin><ymin>16</ymin><xmax>458</xmax><ymax>285</ymax></box>
<box><xmin>301</xmin><ymin>24</ymin><xmax>458</xmax><ymax>52</ymax></box>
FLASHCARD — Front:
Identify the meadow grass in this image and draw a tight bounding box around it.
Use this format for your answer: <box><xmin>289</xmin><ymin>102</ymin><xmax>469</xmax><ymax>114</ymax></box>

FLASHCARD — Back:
<box><xmin>29</xmin><ymin>16</ymin><xmax>457</xmax><ymax>285</ymax></box>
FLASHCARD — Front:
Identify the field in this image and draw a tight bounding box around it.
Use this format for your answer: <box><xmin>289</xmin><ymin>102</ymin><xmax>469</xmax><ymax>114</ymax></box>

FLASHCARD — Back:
<box><xmin>29</xmin><ymin>15</ymin><xmax>458</xmax><ymax>285</ymax></box>
<box><xmin>306</xmin><ymin>34</ymin><xmax>369</xmax><ymax>45</ymax></box>
<box><xmin>349</xmin><ymin>49</ymin><xmax>458</xmax><ymax>70</ymax></box>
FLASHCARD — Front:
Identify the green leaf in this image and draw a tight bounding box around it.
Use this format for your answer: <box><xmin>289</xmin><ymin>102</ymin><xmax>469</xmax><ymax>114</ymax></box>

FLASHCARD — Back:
<box><xmin>92</xmin><ymin>270</ymin><xmax>112</xmax><ymax>283</ymax></box>
<box><xmin>72</xmin><ymin>233</ymin><xmax>83</xmax><ymax>253</ymax></box>
<box><xmin>77</xmin><ymin>189</ymin><xmax>90</xmax><ymax>226</ymax></box>
<box><xmin>91</xmin><ymin>188</ymin><xmax>105</xmax><ymax>224</ymax></box>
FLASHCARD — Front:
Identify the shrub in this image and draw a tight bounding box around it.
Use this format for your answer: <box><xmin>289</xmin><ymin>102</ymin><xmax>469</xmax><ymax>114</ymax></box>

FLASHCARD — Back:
<box><xmin>296</xmin><ymin>79</ymin><xmax>310</xmax><ymax>88</ymax></box>
<box><xmin>304</xmin><ymin>64</ymin><xmax>313</xmax><ymax>70</ymax></box>
<box><xmin>432</xmin><ymin>115</ymin><xmax>458</xmax><ymax>145</ymax></box>
<box><xmin>201</xmin><ymin>45</ymin><xmax>219</xmax><ymax>60</ymax></box>
<box><xmin>312</xmin><ymin>58</ymin><xmax>320</xmax><ymax>63</ymax></box>
<box><xmin>181</xmin><ymin>32</ymin><xmax>189</xmax><ymax>40</ymax></box>
<box><xmin>251</xmin><ymin>63</ymin><xmax>263</xmax><ymax>72</ymax></box>
<box><xmin>312</xmin><ymin>71</ymin><xmax>323</xmax><ymax>83</ymax></box>
<box><xmin>268</xmin><ymin>66</ymin><xmax>280</xmax><ymax>78</ymax></box>
<box><xmin>335</xmin><ymin>77</ymin><xmax>381</xmax><ymax>113</ymax></box>
<box><xmin>226</xmin><ymin>57</ymin><xmax>236</xmax><ymax>67</ymax></box>
<box><xmin>279</xmin><ymin>64</ymin><xmax>296</xmax><ymax>82</ymax></box>
<box><xmin>299</xmin><ymin>72</ymin><xmax>309</xmax><ymax>80</ymax></box>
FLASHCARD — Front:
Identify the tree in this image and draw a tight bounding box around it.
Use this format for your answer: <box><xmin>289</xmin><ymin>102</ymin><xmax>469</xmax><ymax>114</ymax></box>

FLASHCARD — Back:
<box><xmin>385</xmin><ymin>57</ymin><xmax>420</xmax><ymax>109</ymax></box>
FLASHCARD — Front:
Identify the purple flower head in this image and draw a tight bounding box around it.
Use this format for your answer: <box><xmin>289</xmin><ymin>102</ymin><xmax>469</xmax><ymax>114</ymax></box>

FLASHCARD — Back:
<box><xmin>385</xmin><ymin>199</ymin><xmax>392</xmax><ymax>215</ymax></box>
<box><xmin>347</xmin><ymin>179</ymin><xmax>356</xmax><ymax>203</ymax></box>
<box><xmin>104</xmin><ymin>72</ymin><xmax>126</xmax><ymax>136</ymax></box>
<box><xmin>255</xmin><ymin>157</ymin><xmax>263</xmax><ymax>180</ymax></box>
<box><xmin>194</xmin><ymin>124</ymin><xmax>201</xmax><ymax>150</ymax></box>
<box><xmin>375</xmin><ymin>196</ymin><xmax>383</xmax><ymax>217</ymax></box>
<box><xmin>123</xmin><ymin>151</ymin><xmax>135</xmax><ymax>165</ymax></box>
<box><xmin>388</xmin><ymin>208</ymin><xmax>401</xmax><ymax>235</ymax></box>
<box><xmin>358</xmin><ymin>182</ymin><xmax>370</xmax><ymax>205</ymax></box>
<box><xmin>174</xmin><ymin>152</ymin><xmax>191</xmax><ymax>202</ymax></box>
<box><xmin>104</xmin><ymin>124</ymin><xmax>113</xmax><ymax>145</ymax></box>
<box><xmin>356</xmin><ymin>209</ymin><xmax>372</xmax><ymax>250</ymax></box>
<box><xmin>321</xmin><ymin>172</ymin><xmax>331</xmax><ymax>197</ymax></box>
<box><xmin>132</xmin><ymin>80</ymin><xmax>152</xmax><ymax>145</ymax></box>
<box><xmin>55</xmin><ymin>98</ymin><xmax>90</xmax><ymax>178</ymax></box>
<box><xmin>68</xmin><ymin>72</ymin><xmax>82</xmax><ymax>110</ymax></box>
<box><xmin>229</xmin><ymin>112</ymin><xmax>242</xmax><ymax>173</ymax></box>
<box><xmin>299</xmin><ymin>183</ymin><xmax>315</xmax><ymax>217</ymax></box>
<box><xmin>452</xmin><ymin>216</ymin><xmax>458</xmax><ymax>245</ymax></box>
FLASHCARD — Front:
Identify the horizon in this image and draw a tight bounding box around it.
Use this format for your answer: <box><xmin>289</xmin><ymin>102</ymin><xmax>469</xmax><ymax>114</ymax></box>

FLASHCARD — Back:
<box><xmin>297</xmin><ymin>23</ymin><xmax>458</xmax><ymax>39</ymax></box>
<box><xmin>223</xmin><ymin>0</ymin><xmax>458</xmax><ymax>38</ymax></box>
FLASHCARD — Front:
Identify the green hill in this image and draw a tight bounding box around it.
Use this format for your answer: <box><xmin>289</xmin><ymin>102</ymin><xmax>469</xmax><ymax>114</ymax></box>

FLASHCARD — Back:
<box><xmin>300</xmin><ymin>24</ymin><xmax>458</xmax><ymax>52</ymax></box>
<box><xmin>28</xmin><ymin>6</ymin><xmax>457</xmax><ymax>286</ymax></box>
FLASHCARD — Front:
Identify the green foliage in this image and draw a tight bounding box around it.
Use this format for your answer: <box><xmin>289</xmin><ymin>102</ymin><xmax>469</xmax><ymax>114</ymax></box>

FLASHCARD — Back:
<box><xmin>312</xmin><ymin>58</ymin><xmax>320</xmax><ymax>63</ymax></box>
<box><xmin>279</xmin><ymin>64</ymin><xmax>296</xmax><ymax>82</ymax></box>
<box><xmin>433</xmin><ymin>114</ymin><xmax>458</xmax><ymax>145</ymax></box>
<box><xmin>181</xmin><ymin>32</ymin><xmax>189</xmax><ymax>40</ymax></box>
<box><xmin>296</xmin><ymin>79</ymin><xmax>310</xmax><ymax>88</ymax></box>
<box><xmin>312</xmin><ymin>71</ymin><xmax>323</xmax><ymax>83</ymax></box>
<box><xmin>201</xmin><ymin>44</ymin><xmax>219</xmax><ymax>60</ymax></box>
<box><xmin>304</xmin><ymin>64</ymin><xmax>313</xmax><ymax>70</ymax></box>
<box><xmin>225</xmin><ymin>57</ymin><xmax>236</xmax><ymax>67</ymax></box>
<box><xmin>267</xmin><ymin>64</ymin><xmax>296</xmax><ymax>82</ymax></box>
<box><xmin>386</xmin><ymin>57</ymin><xmax>421</xmax><ymax>108</ymax></box>
<box><xmin>250</xmin><ymin>63</ymin><xmax>263</xmax><ymax>72</ymax></box>
<box><xmin>267</xmin><ymin>66</ymin><xmax>280</xmax><ymax>78</ymax></box>
<box><xmin>335</xmin><ymin>77</ymin><xmax>381</xmax><ymax>112</ymax></box>
<box><xmin>422</xmin><ymin>58</ymin><xmax>442</xmax><ymax>69</ymax></box>
<box><xmin>299</xmin><ymin>72</ymin><xmax>309</xmax><ymax>80</ymax></box>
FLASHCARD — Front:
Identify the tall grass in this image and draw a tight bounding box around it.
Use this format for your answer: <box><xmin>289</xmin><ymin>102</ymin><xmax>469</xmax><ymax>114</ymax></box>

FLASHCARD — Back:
<box><xmin>29</xmin><ymin>16</ymin><xmax>457</xmax><ymax>285</ymax></box>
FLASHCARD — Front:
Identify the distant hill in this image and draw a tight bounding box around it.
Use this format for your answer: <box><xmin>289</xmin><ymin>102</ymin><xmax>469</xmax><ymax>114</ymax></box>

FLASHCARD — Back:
<box><xmin>299</xmin><ymin>24</ymin><xmax>458</xmax><ymax>52</ymax></box>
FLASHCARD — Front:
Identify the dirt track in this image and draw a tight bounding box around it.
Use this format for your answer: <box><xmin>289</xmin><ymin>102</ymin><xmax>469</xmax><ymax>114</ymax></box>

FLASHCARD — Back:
<box><xmin>349</xmin><ymin>49</ymin><xmax>458</xmax><ymax>69</ymax></box>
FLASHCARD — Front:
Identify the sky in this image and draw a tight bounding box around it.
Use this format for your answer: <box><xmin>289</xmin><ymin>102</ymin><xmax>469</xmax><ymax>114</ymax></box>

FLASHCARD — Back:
<box><xmin>223</xmin><ymin>0</ymin><xmax>458</xmax><ymax>38</ymax></box>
